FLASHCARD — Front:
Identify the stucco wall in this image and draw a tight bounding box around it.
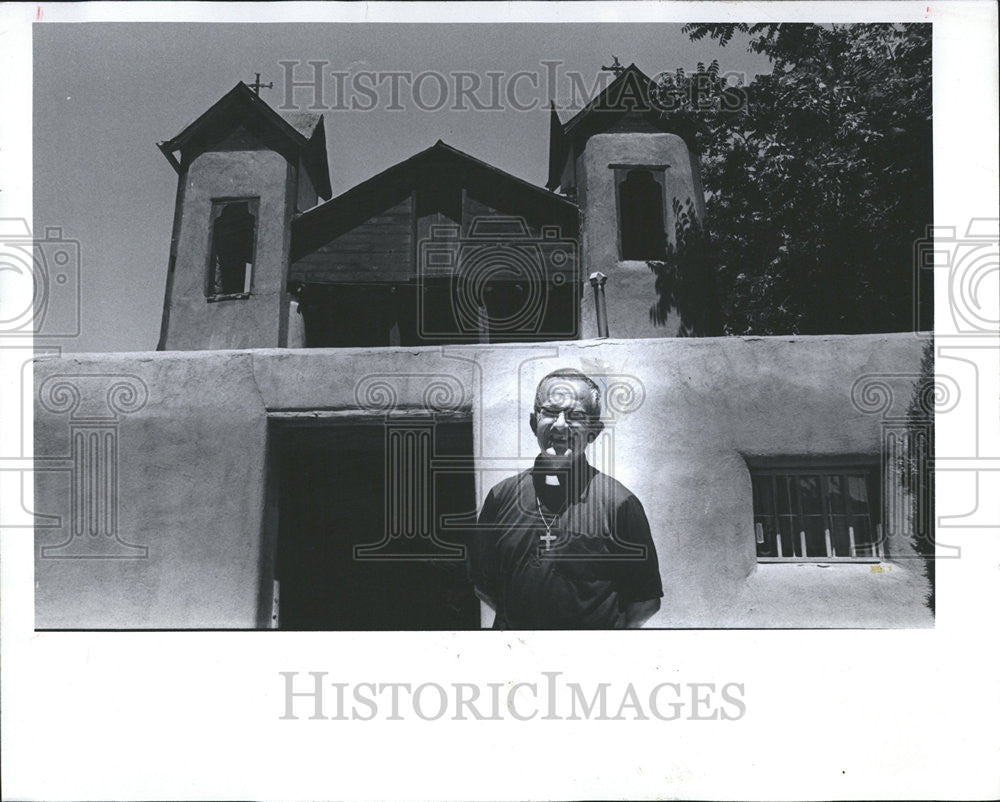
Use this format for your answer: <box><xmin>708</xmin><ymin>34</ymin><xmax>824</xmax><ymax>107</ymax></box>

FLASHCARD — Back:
<box><xmin>161</xmin><ymin>147</ymin><xmax>295</xmax><ymax>351</ymax></box>
<box><xmin>578</xmin><ymin>133</ymin><xmax>706</xmax><ymax>340</ymax></box>
<box><xmin>34</xmin><ymin>333</ymin><xmax>932</xmax><ymax>629</ymax></box>
<box><xmin>34</xmin><ymin>351</ymin><xmax>269</xmax><ymax>627</ymax></box>
<box><xmin>470</xmin><ymin>335</ymin><xmax>931</xmax><ymax>628</ymax></box>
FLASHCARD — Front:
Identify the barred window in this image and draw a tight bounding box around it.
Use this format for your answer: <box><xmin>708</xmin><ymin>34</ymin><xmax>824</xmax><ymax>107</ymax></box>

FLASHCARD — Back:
<box><xmin>751</xmin><ymin>466</ymin><xmax>883</xmax><ymax>561</ymax></box>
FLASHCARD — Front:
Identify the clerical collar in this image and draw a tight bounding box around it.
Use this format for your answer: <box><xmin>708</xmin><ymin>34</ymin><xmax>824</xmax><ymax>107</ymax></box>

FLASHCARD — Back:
<box><xmin>532</xmin><ymin>451</ymin><xmax>588</xmax><ymax>478</ymax></box>
<box><xmin>530</xmin><ymin>453</ymin><xmax>593</xmax><ymax>513</ymax></box>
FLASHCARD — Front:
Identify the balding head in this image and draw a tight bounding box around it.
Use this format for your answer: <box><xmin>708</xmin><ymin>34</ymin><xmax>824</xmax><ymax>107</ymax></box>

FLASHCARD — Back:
<box><xmin>533</xmin><ymin>368</ymin><xmax>601</xmax><ymax>421</ymax></box>
<box><xmin>530</xmin><ymin>368</ymin><xmax>604</xmax><ymax>460</ymax></box>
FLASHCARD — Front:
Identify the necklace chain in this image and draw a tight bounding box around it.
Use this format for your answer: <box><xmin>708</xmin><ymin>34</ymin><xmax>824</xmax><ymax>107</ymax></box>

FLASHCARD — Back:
<box><xmin>536</xmin><ymin>498</ymin><xmax>558</xmax><ymax>550</ymax></box>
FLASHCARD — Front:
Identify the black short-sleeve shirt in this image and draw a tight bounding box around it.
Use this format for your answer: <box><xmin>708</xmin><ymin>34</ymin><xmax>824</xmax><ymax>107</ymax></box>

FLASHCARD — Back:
<box><xmin>470</xmin><ymin>456</ymin><xmax>663</xmax><ymax>629</ymax></box>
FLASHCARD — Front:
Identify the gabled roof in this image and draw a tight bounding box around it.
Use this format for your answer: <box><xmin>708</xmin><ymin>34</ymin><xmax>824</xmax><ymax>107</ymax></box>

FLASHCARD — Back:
<box><xmin>561</xmin><ymin>63</ymin><xmax>660</xmax><ymax>134</ymax></box>
<box><xmin>292</xmin><ymin>140</ymin><xmax>577</xmax><ymax>265</ymax></box>
<box><xmin>157</xmin><ymin>82</ymin><xmax>332</xmax><ymax>199</ymax></box>
<box><xmin>547</xmin><ymin>64</ymin><xmax>690</xmax><ymax>191</ymax></box>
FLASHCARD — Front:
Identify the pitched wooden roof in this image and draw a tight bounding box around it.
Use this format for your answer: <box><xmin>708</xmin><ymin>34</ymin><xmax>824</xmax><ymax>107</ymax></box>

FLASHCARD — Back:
<box><xmin>561</xmin><ymin>63</ymin><xmax>660</xmax><ymax>133</ymax></box>
<box><xmin>292</xmin><ymin>140</ymin><xmax>577</xmax><ymax>262</ymax></box>
<box><xmin>547</xmin><ymin>64</ymin><xmax>683</xmax><ymax>191</ymax></box>
<box><xmin>157</xmin><ymin>82</ymin><xmax>332</xmax><ymax>199</ymax></box>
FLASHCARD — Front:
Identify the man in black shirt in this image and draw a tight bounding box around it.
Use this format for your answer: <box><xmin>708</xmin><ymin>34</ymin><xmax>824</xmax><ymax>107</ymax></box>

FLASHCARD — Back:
<box><xmin>470</xmin><ymin>368</ymin><xmax>663</xmax><ymax>629</ymax></box>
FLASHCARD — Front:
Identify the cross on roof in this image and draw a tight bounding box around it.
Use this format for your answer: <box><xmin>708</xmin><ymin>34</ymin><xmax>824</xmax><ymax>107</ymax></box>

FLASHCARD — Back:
<box><xmin>601</xmin><ymin>56</ymin><xmax>626</xmax><ymax>77</ymax></box>
<box><xmin>248</xmin><ymin>72</ymin><xmax>273</xmax><ymax>96</ymax></box>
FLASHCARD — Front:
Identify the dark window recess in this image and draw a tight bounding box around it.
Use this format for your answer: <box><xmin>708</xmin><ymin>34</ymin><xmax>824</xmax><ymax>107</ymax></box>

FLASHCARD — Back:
<box><xmin>297</xmin><ymin>278</ymin><xmax>577</xmax><ymax>347</ymax></box>
<box><xmin>751</xmin><ymin>466</ymin><xmax>884</xmax><ymax>561</ymax></box>
<box><xmin>477</xmin><ymin>280</ymin><xmax>576</xmax><ymax>343</ymax></box>
<box><xmin>208</xmin><ymin>200</ymin><xmax>257</xmax><ymax>297</ymax></box>
<box><xmin>298</xmin><ymin>284</ymin><xmax>403</xmax><ymax>347</ymax></box>
<box><xmin>618</xmin><ymin>169</ymin><xmax>666</xmax><ymax>261</ymax></box>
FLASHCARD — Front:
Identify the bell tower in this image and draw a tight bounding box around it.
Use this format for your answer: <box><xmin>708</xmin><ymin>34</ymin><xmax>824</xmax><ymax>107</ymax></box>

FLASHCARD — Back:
<box><xmin>156</xmin><ymin>81</ymin><xmax>331</xmax><ymax>350</ymax></box>
<box><xmin>547</xmin><ymin>64</ymin><xmax>707</xmax><ymax>338</ymax></box>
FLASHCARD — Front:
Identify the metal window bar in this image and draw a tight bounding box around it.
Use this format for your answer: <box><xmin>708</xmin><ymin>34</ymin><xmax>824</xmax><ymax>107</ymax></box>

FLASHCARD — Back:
<box><xmin>754</xmin><ymin>467</ymin><xmax>881</xmax><ymax>563</ymax></box>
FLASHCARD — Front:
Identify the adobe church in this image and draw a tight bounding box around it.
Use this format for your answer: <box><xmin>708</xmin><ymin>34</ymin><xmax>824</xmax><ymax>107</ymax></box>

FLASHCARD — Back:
<box><xmin>34</xmin><ymin>65</ymin><xmax>934</xmax><ymax>629</ymax></box>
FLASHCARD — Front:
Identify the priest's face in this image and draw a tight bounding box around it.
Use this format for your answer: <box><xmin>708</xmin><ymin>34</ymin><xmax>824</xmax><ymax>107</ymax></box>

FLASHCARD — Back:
<box><xmin>530</xmin><ymin>377</ymin><xmax>601</xmax><ymax>461</ymax></box>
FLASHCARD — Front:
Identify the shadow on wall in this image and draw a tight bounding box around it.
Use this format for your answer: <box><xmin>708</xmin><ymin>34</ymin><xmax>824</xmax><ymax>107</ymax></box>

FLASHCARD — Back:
<box><xmin>647</xmin><ymin>198</ymin><xmax>721</xmax><ymax>337</ymax></box>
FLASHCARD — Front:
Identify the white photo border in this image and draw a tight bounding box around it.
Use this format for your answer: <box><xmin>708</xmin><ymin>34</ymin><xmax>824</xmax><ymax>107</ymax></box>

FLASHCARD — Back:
<box><xmin>1</xmin><ymin>2</ymin><xmax>998</xmax><ymax>800</ymax></box>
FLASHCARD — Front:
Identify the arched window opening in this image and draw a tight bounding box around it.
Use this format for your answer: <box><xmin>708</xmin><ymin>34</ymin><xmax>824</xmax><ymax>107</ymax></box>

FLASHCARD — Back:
<box><xmin>618</xmin><ymin>169</ymin><xmax>666</xmax><ymax>261</ymax></box>
<box><xmin>209</xmin><ymin>200</ymin><xmax>257</xmax><ymax>297</ymax></box>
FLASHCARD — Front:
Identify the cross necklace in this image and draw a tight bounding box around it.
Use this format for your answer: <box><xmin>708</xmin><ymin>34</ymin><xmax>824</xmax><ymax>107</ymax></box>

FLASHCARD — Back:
<box><xmin>535</xmin><ymin>498</ymin><xmax>559</xmax><ymax>551</ymax></box>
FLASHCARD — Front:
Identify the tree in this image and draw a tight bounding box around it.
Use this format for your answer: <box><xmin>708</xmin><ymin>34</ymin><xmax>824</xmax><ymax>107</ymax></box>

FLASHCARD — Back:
<box><xmin>902</xmin><ymin>340</ymin><xmax>936</xmax><ymax>613</ymax></box>
<box><xmin>656</xmin><ymin>24</ymin><xmax>932</xmax><ymax>335</ymax></box>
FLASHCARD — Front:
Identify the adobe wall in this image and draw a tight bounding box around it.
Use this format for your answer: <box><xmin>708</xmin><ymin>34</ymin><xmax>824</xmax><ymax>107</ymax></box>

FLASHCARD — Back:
<box><xmin>34</xmin><ymin>333</ymin><xmax>932</xmax><ymax>629</ymax></box>
<box><xmin>471</xmin><ymin>335</ymin><xmax>931</xmax><ymax>628</ymax></box>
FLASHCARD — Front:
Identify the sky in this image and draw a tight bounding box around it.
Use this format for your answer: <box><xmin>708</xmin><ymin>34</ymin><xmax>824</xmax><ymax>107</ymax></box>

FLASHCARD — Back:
<box><xmin>32</xmin><ymin>23</ymin><xmax>774</xmax><ymax>352</ymax></box>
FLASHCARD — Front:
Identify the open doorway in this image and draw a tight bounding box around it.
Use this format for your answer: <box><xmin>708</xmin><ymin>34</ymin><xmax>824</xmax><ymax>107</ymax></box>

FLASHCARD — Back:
<box><xmin>270</xmin><ymin>417</ymin><xmax>480</xmax><ymax>630</ymax></box>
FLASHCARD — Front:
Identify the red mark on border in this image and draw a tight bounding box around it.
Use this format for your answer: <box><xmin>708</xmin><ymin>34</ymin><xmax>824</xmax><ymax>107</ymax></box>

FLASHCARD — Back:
<box><xmin>36</xmin><ymin>5</ymin><xmax>43</xmax><ymax>20</ymax></box>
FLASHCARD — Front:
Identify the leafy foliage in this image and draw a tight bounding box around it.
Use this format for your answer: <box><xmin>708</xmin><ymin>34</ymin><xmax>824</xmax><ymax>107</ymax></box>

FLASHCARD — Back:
<box><xmin>901</xmin><ymin>340</ymin><xmax>936</xmax><ymax>612</ymax></box>
<box><xmin>658</xmin><ymin>24</ymin><xmax>932</xmax><ymax>335</ymax></box>
<box><xmin>648</xmin><ymin>198</ymin><xmax>721</xmax><ymax>336</ymax></box>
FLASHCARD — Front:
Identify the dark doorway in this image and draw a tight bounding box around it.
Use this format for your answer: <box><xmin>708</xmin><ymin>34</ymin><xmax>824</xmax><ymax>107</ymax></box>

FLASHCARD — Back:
<box><xmin>272</xmin><ymin>418</ymin><xmax>480</xmax><ymax>630</ymax></box>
